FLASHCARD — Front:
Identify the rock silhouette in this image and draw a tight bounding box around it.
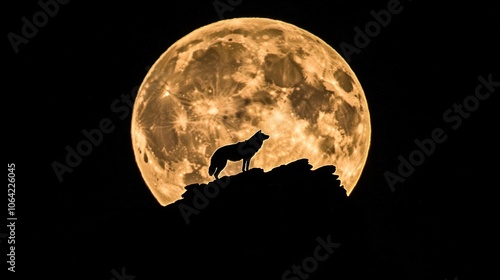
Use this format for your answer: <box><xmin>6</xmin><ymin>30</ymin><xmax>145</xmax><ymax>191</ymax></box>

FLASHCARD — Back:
<box><xmin>71</xmin><ymin>159</ymin><xmax>387</xmax><ymax>280</ymax></box>
<box><xmin>105</xmin><ymin>158</ymin><xmax>379</xmax><ymax>280</ymax></box>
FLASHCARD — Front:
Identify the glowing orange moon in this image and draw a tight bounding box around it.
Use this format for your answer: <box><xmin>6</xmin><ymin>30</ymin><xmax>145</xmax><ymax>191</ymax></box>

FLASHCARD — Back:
<box><xmin>131</xmin><ymin>17</ymin><xmax>371</xmax><ymax>206</ymax></box>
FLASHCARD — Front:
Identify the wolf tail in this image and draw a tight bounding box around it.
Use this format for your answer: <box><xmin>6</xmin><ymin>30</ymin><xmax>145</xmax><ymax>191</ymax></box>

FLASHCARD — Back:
<box><xmin>208</xmin><ymin>163</ymin><xmax>216</xmax><ymax>176</ymax></box>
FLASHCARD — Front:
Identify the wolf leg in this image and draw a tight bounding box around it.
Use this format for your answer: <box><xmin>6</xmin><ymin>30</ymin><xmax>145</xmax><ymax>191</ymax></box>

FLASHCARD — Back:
<box><xmin>214</xmin><ymin>160</ymin><xmax>227</xmax><ymax>179</ymax></box>
<box><xmin>243</xmin><ymin>157</ymin><xmax>251</xmax><ymax>171</ymax></box>
<box><xmin>241</xmin><ymin>159</ymin><xmax>247</xmax><ymax>172</ymax></box>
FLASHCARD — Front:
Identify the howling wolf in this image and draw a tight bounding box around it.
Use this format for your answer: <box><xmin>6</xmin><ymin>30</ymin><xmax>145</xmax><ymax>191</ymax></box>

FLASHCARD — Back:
<box><xmin>208</xmin><ymin>130</ymin><xmax>270</xmax><ymax>179</ymax></box>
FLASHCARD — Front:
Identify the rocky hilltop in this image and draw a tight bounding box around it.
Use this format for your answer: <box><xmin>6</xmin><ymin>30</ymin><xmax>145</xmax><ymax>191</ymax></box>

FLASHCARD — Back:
<box><xmin>120</xmin><ymin>159</ymin><xmax>377</xmax><ymax>279</ymax></box>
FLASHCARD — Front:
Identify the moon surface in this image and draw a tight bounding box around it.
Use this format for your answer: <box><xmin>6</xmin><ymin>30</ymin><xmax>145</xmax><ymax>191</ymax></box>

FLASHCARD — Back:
<box><xmin>131</xmin><ymin>17</ymin><xmax>371</xmax><ymax>206</ymax></box>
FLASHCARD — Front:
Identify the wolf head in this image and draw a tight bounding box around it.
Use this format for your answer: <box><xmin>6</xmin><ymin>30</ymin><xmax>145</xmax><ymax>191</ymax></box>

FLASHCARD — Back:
<box><xmin>256</xmin><ymin>130</ymin><xmax>270</xmax><ymax>141</ymax></box>
<box><xmin>247</xmin><ymin>130</ymin><xmax>269</xmax><ymax>148</ymax></box>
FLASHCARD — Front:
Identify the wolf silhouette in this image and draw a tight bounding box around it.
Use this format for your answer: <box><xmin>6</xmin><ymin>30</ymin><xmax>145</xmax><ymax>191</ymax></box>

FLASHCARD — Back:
<box><xmin>208</xmin><ymin>130</ymin><xmax>270</xmax><ymax>179</ymax></box>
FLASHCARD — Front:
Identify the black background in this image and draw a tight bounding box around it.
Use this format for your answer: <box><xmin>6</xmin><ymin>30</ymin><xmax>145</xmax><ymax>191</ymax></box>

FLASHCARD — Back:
<box><xmin>4</xmin><ymin>0</ymin><xmax>498</xmax><ymax>279</ymax></box>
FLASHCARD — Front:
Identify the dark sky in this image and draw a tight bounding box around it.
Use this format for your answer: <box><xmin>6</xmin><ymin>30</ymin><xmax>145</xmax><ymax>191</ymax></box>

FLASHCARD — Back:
<box><xmin>4</xmin><ymin>0</ymin><xmax>498</xmax><ymax>279</ymax></box>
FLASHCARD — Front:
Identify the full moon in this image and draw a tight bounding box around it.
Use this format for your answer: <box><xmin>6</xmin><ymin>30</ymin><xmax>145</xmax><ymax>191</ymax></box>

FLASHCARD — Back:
<box><xmin>131</xmin><ymin>17</ymin><xmax>371</xmax><ymax>206</ymax></box>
